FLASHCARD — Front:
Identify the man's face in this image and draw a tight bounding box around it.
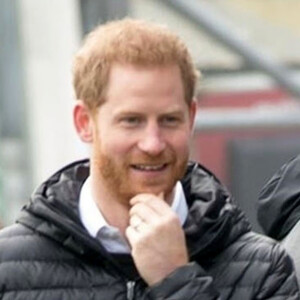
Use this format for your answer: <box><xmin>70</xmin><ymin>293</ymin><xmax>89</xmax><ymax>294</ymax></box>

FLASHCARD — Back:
<box><xmin>91</xmin><ymin>63</ymin><xmax>196</xmax><ymax>203</ymax></box>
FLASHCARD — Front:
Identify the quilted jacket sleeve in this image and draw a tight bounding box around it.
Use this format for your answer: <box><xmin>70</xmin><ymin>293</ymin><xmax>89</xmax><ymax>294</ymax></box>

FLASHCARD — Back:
<box><xmin>255</xmin><ymin>243</ymin><xmax>299</xmax><ymax>300</ymax></box>
<box><xmin>145</xmin><ymin>262</ymin><xmax>220</xmax><ymax>300</ymax></box>
<box><xmin>144</xmin><ymin>246</ymin><xmax>300</xmax><ymax>300</ymax></box>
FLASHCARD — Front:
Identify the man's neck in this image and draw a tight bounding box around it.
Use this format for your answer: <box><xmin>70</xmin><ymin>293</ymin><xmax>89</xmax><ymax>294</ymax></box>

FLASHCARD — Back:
<box><xmin>90</xmin><ymin>175</ymin><xmax>131</xmax><ymax>236</ymax></box>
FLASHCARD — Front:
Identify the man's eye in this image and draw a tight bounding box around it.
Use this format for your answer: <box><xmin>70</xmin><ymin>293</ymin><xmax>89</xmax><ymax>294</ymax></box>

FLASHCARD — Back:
<box><xmin>122</xmin><ymin>116</ymin><xmax>141</xmax><ymax>126</ymax></box>
<box><xmin>162</xmin><ymin>116</ymin><xmax>181</xmax><ymax>126</ymax></box>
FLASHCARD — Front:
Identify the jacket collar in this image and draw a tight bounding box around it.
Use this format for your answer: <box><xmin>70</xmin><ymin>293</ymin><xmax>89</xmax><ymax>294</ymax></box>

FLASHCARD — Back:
<box><xmin>17</xmin><ymin>159</ymin><xmax>251</xmax><ymax>260</ymax></box>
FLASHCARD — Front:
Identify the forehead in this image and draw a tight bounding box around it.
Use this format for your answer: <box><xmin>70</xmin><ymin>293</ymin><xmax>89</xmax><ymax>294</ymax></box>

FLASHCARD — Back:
<box><xmin>105</xmin><ymin>63</ymin><xmax>185</xmax><ymax>105</ymax></box>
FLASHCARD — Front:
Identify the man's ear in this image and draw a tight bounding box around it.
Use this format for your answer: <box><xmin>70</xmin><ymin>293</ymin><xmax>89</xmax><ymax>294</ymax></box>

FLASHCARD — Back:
<box><xmin>73</xmin><ymin>101</ymin><xmax>94</xmax><ymax>143</ymax></box>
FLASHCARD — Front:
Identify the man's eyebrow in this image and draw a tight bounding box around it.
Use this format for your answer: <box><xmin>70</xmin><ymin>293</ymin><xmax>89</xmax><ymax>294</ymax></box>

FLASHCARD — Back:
<box><xmin>160</xmin><ymin>110</ymin><xmax>185</xmax><ymax>116</ymax></box>
<box><xmin>114</xmin><ymin>110</ymin><xmax>144</xmax><ymax>116</ymax></box>
<box><xmin>113</xmin><ymin>106</ymin><xmax>185</xmax><ymax>116</ymax></box>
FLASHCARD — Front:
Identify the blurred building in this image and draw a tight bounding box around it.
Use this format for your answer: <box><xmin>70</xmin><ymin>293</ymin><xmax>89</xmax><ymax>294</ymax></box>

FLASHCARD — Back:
<box><xmin>1</xmin><ymin>0</ymin><xmax>300</xmax><ymax>230</ymax></box>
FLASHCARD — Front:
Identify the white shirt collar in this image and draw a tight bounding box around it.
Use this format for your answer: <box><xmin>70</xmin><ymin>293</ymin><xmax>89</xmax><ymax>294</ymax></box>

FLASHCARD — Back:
<box><xmin>79</xmin><ymin>176</ymin><xmax>188</xmax><ymax>252</ymax></box>
<box><xmin>79</xmin><ymin>176</ymin><xmax>103</xmax><ymax>238</ymax></box>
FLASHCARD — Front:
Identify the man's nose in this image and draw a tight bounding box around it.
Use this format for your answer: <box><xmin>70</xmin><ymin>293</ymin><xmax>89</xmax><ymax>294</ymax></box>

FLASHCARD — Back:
<box><xmin>137</xmin><ymin>124</ymin><xmax>166</xmax><ymax>156</ymax></box>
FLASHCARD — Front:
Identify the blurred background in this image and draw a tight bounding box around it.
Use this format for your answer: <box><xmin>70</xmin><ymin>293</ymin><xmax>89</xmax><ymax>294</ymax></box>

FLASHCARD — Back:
<box><xmin>1</xmin><ymin>0</ymin><xmax>300</xmax><ymax>231</ymax></box>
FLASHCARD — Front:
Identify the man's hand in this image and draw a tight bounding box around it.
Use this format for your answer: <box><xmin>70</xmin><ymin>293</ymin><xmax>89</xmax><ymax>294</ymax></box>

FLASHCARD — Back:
<box><xmin>125</xmin><ymin>193</ymin><xmax>188</xmax><ymax>286</ymax></box>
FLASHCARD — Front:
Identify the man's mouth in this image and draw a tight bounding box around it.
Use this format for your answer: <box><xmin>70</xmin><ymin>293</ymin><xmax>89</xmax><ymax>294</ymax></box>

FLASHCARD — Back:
<box><xmin>131</xmin><ymin>163</ymin><xmax>168</xmax><ymax>171</ymax></box>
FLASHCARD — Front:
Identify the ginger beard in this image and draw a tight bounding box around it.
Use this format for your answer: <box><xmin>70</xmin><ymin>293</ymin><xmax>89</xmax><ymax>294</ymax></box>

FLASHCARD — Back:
<box><xmin>92</xmin><ymin>135</ymin><xmax>189</xmax><ymax>204</ymax></box>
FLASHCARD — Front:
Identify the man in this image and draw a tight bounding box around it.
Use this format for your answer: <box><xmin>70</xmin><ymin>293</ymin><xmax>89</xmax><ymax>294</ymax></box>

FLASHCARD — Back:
<box><xmin>258</xmin><ymin>154</ymin><xmax>300</xmax><ymax>286</ymax></box>
<box><xmin>0</xmin><ymin>18</ymin><xmax>298</xmax><ymax>299</ymax></box>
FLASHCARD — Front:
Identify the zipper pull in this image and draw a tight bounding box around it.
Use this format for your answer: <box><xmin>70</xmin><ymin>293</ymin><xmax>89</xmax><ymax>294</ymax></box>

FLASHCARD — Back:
<box><xmin>126</xmin><ymin>281</ymin><xmax>136</xmax><ymax>300</ymax></box>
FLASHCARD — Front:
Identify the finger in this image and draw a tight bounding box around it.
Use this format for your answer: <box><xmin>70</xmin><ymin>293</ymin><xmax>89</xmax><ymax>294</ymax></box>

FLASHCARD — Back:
<box><xmin>129</xmin><ymin>215</ymin><xmax>143</xmax><ymax>228</ymax></box>
<box><xmin>130</xmin><ymin>202</ymin><xmax>160</xmax><ymax>224</ymax></box>
<box><xmin>130</xmin><ymin>193</ymin><xmax>157</xmax><ymax>206</ymax></box>
<box><xmin>130</xmin><ymin>193</ymin><xmax>172</xmax><ymax>216</ymax></box>
<box><xmin>125</xmin><ymin>226</ymin><xmax>138</xmax><ymax>246</ymax></box>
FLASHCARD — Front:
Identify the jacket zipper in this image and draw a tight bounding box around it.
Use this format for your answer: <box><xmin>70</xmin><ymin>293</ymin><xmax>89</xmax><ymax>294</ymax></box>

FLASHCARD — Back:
<box><xmin>126</xmin><ymin>281</ymin><xmax>136</xmax><ymax>300</ymax></box>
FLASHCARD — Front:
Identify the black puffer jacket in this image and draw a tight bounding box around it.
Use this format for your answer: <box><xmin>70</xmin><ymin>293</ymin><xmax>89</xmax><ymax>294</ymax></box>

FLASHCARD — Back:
<box><xmin>0</xmin><ymin>160</ymin><xmax>298</xmax><ymax>299</ymax></box>
<box><xmin>258</xmin><ymin>154</ymin><xmax>300</xmax><ymax>285</ymax></box>
<box><xmin>258</xmin><ymin>154</ymin><xmax>300</xmax><ymax>240</ymax></box>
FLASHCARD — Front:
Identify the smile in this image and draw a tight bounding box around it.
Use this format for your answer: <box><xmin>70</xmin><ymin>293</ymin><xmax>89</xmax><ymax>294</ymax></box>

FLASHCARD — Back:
<box><xmin>131</xmin><ymin>164</ymin><xmax>167</xmax><ymax>171</ymax></box>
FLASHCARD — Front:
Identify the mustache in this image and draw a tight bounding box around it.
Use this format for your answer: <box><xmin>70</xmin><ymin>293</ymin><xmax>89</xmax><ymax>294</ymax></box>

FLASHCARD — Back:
<box><xmin>127</xmin><ymin>152</ymin><xmax>175</xmax><ymax>164</ymax></box>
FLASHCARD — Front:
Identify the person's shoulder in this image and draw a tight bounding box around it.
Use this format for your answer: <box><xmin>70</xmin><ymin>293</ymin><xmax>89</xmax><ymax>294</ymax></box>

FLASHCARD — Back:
<box><xmin>234</xmin><ymin>231</ymin><xmax>294</xmax><ymax>269</ymax></box>
<box><xmin>0</xmin><ymin>222</ymin><xmax>33</xmax><ymax>245</ymax></box>
<box><xmin>0</xmin><ymin>223</ymin><xmax>84</xmax><ymax>295</ymax></box>
<box><xmin>238</xmin><ymin>231</ymin><xmax>287</xmax><ymax>253</ymax></box>
<box><xmin>217</xmin><ymin>231</ymin><xmax>296</xmax><ymax>287</ymax></box>
<box><xmin>0</xmin><ymin>222</ymin><xmax>63</xmax><ymax>262</ymax></box>
<box><xmin>0</xmin><ymin>223</ymin><xmax>37</xmax><ymax>259</ymax></box>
